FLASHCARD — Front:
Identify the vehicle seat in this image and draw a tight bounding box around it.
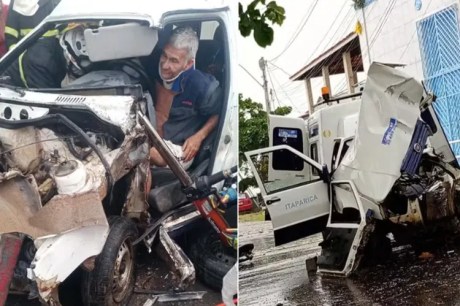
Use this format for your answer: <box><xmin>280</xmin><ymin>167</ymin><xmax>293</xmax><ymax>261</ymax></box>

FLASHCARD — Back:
<box><xmin>150</xmin><ymin>129</ymin><xmax>216</xmax><ymax>188</ymax></box>
<box><xmin>146</xmin><ymin>24</ymin><xmax>223</xmax><ymax>213</ymax></box>
<box><xmin>148</xmin><ymin>127</ymin><xmax>217</xmax><ymax>213</ymax></box>
<box><xmin>148</xmin><ymin>159</ymin><xmax>210</xmax><ymax>213</ymax></box>
<box><xmin>195</xmin><ymin>40</ymin><xmax>224</xmax><ymax>84</ymax></box>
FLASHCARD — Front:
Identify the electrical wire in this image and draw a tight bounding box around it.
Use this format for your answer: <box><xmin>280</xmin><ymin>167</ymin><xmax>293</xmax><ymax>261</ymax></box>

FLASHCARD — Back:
<box><xmin>267</xmin><ymin>1</ymin><xmax>383</xmax><ymax>107</ymax></box>
<box><xmin>398</xmin><ymin>0</ymin><xmax>434</xmax><ymax>62</ymax></box>
<box><xmin>305</xmin><ymin>2</ymin><xmax>353</xmax><ymax>67</ymax></box>
<box><xmin>306</xmin><ymin>0</ymin><xmax>384</xmax><ymax>94</ymax></box>
<box><xmin>266</xmin><ymin>3</ymin><xmax>355</xmax><ymax>104</ymax></box>
<box><xmin>367</xmin><ymin>0</ymin><xmax>397</xmax><ymax>49</ymax></box>
<box><xmin>293</xmin><ymin>7</ymin><xmax>358</xmax><ymax>89</ymax></box>
<box><xmin>326</xmin><ymin>1</ymin><xmax>394</xmax><ymax>95</ymax></box>
<box><xmin>239</xmin><ymin>64</ymin><xmax>263</xmax><ymax>87</ymax></box>
<box><xmin>267</xmin><ymin>61</ymin><xmax>291</xmax><ymax>77</ymax></box>
<box><xmin>271</xmin><ymin>69</ymin><xmax>304</xmax><ymax>114</ymax></box>
<box><xmin>270</xmin><ymin>0</ymin><xmax>320</xmax><ymax>62</ymax></box>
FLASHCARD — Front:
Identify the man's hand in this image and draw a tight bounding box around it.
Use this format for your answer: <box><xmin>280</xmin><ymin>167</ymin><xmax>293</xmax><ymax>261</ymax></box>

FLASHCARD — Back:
<box><xmin>182</xmin><ymin>133</ymin><xmax>204</xmax><ymax>162</ymax></box>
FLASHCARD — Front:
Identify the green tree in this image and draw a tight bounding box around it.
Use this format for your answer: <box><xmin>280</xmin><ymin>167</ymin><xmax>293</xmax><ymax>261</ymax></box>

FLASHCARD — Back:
<box><xmin>239</xmin><ymin>0</ymin><xmax>286</xmax><ymax>47</ymax></box>
<box><xmin>238</xmin><ymin>94</ymin><xmax>292</xmax><ymax>191</ymax></box>
<box><xmin>352</xmin><ymin>0</ymin><xmax>365</xmax><ymax>9</ymax></box>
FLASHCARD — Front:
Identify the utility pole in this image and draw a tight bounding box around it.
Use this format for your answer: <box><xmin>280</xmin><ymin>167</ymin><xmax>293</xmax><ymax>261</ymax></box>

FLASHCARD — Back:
<box><xmin>362</xmin><ymin>7</ymin><xmax>372</xmax><ymax>66</ymax></box>
<box><xmin>259</xmin><ymin>57</ymin><xmax>271</xmax><ymax>116</ymax></box>
<box><xmin>270</xmin><ymin>89</ymin><xmax>275</xmax><ymax>107</ymax></box>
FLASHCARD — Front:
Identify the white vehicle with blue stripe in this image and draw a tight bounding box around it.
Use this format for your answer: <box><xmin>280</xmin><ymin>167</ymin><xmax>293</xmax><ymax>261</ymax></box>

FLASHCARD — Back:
<box><xmin>246</xmin><ymin>62</ymin><xmax>460</xmax><ymax>276</ymax></box>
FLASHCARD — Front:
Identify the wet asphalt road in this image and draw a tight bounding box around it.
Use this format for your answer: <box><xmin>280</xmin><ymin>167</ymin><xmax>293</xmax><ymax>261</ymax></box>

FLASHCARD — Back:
<box><xmin>6</xmin><ymin>248</ymin><xmax>221</xmax><ymax>306</ymax></box>
<box><xmin>239</xmin><ymin>221</ymin><xmax>460</xmax><ymax>306</ymax></box>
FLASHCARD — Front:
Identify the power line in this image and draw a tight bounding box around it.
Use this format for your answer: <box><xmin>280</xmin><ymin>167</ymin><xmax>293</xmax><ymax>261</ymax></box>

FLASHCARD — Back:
<box><xmin>267</xmin><ymin>61</ymin><xmax>291</xmax><ymax>77</ymax></box>
<box><xmin>398</xmin><ymin>0</ymin><xmax>434</xmax><ymax>61</ymax></box>
<box><xmin>267</xmin><ymin>2</ymin><xmax>353</xmax><ymax>103</ymax></box>
<box><xmin>296</xmin><ymin>2</ymin><xmax>353</xmax><ymax>72</ymax></box>
<box><xmin>306</xmin><ymin>24</ymin><xmax>358</xmax><ymax>94</ymax></box>
<box><xmin>335</xmin><ymin>0</ymin><xmax>396</xmax><ymax>94</ymax></box>
<box><xmin>316</xmin><ymin>1</ymin><xmax>388</xmax><ymax>95</ymax></box>
<box><xmin>238</xmin><ymin>64</ymin><xmax>263</xmax><ymax>87</ymax></box>
<box><xmin>272</xmin><ymin>2</ymin><xmax>378</xmax><ymax>101</ymax></box>
<box><xmin>270</xmin><ymin>0</ymin><xmax>320</xmax><ymax>62</ymax></box>
<box><xmin>282</xmin><ymin>2</ymin><xmax>315</xmax><ymax>47</ymax></box>
<box><xmin>273</xmin><ymin>78</ymin><xmax>304</xmax><ymax>95</ymax></box>
<box><xmin>267</xmin><ymin>1</ymin><xmax>388</xmax><ymax>109</ymax></box>
<box><xmin>293</xmin><ymin>5</ymin><xmax>357</xmax><ymax>89</ymax></box>
<box><xmin>367</xmin><ymin>0</ymin><xmax>397</xmax><ymax>50</ymax></box>
<box><xmin>308</xmin><ymin>2</ymin><xmax>352</xmax><ymax>64</ymax></box>
<box><xmin>333</xmin><ymin>3</ymin><xmax>381</xmax><ymax>93</ymax></box>
<box><xmin>270</xmin><ymin>69</ymin><xmax>304</xmax><ymax>114</ymax></box>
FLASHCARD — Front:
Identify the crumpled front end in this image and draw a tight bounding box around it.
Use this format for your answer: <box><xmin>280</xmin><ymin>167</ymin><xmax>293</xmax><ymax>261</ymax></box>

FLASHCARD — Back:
<box><xmin>313</xmin><ymin>64</ymin><xmax>460</xmax><ymax>277</ymax></box>
<box><xmin>0</xmin><ymin>172</ymin><xmax>109</xmax><ymax>303</ymax></box>
<box><xmin>334</xmin><ymin>62</ymin><xmax>424</xmax><ymax>203</ymax></box>
<box><xmin>33</xmin><ymin>225</ymin><xmax>110</xmax><ymax>303</ymax></box>
<box><xmin>0</xmin><ymin>92</ymin><xmax>150</xmax><ymax>304</ymax></box>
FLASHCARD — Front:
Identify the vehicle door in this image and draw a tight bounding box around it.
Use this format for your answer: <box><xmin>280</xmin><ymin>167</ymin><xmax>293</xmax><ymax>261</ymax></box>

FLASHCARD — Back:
<box><xmin>245</xmin><ymin>145</ymin><xmax>329</xmax><ymax>246</ymax></box>
<box><xmin>268</xmin><ymin>115</ymin><xmax>310</xmax><ymax>181</ymax></box>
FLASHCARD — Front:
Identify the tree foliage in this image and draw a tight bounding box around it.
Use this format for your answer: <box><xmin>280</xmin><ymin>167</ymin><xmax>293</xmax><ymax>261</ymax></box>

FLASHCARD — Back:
<box><xmin>238</xmin><ymin>94</ymin><xmax>269</xmax><ymax>165</ymax></box>
<box><xmin>352</xmin><ymin>0</ymin><xmax>365</xmax><ymax>9</ymax></box>
<box><xmin>239</xmin><ymin>0</ymin><xmax>286</xmax><ymax>47</ymax></box>
<box><xmin>238</xmin><ymin>94</ymin><xmax>292</xmax><ymax>191</ymax></box>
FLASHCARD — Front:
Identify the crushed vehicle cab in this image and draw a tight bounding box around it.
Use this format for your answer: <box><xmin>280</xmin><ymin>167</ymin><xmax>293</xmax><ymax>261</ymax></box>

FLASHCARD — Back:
<box><xmin>246</xmin><ymin>63</ymin><xmax>460</xmax><ymax>276</ymax></box>
<box><xmin>0</xmin><ymin>0</ymin><xmax>237</xmax><ymax>305</ymax></box>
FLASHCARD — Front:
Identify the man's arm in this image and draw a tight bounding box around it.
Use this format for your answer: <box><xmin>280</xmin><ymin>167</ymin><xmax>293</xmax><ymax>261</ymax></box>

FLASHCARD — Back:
<box><xmin>182</xmin><ymin>114</ymin><xmax>219</xmax><ymax>162</ymax></box>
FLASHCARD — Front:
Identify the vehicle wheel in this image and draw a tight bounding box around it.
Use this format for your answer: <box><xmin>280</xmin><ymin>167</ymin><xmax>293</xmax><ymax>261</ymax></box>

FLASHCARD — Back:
<box><xmin>364</xmin><ymin>233</ymin><xmax>392</xmax><ymax>264</ymax></box>
<box><xmin>81</xmin><ymin>216</ymin><xmax>138</xmax><ymax>306</ymax></box>
<box><xmin>189</xmin><ymin>230</ymin><xmax>236</xmax><ymax>290</ymax></box>
<box><xmin>264</xmin><ymin>209</ymin><xmax>271</xmax><ymax>221</ymax></box>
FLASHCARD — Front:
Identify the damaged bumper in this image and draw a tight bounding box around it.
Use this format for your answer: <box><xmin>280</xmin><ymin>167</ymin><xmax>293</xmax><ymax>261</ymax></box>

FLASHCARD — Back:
<box><xmin>0</xmin><ymin>172</ymin><xmax>109</xmax><ymax>303</ymax></box>
<box><xmin>33</xmin><ymin>225</ymin><xmax>109</xmax><ymax>302</ymax></box>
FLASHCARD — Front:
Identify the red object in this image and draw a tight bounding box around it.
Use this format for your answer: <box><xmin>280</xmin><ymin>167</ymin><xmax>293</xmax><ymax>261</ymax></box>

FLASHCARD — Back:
<box><xmin>238</xmin><ymin>193</ymin><xmax>252</xmax><ymax>212</ymax></box>
<box><xmin>0</xmin><ymin>4</ymin><xmax>8</xmax><ymax>57</ymax></box>
<box><xmin>0</xmin><ymin>234</ymin><xmax>23</xmax><ymax>305</ymax></box>
<box><xmin>193</xmin><ymin>197</ymin><xmax>233</xmax><ymax>247</ymax></box>
<box><xmin>216</xmin><ymin>297</ymin><xmax>238</xmax><ymax>306</ymax></box>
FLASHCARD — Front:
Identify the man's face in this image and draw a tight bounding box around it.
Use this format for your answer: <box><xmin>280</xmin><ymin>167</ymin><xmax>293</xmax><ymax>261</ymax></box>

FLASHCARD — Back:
<box><xmin>159</xmin><ymin>44</ymin><xmax>194</xmax><ymax>80</ymax></box>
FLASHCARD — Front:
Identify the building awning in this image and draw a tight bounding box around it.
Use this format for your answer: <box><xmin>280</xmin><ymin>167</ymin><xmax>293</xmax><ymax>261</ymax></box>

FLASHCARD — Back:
<box><xmin>290</xmin><ymin>32</ymin><xmax>363</xmax><ymax>81</ymax></box>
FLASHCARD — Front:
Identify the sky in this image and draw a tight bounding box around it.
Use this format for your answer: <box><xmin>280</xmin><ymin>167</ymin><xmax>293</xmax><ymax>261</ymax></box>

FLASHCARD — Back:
<box><xmin>238</xmin><ymin>0</ymin><xmax>364</xmax><ymax>117</ymax></box>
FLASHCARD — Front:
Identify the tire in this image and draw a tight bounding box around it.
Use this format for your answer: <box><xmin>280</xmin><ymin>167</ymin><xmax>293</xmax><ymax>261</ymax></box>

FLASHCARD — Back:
<box><xmin>264</xmin><ymin>209</ymin><xmax>271</xmax><ymax>221</ymax></box>
<box><xmin>364</xmin><ymin>233</ymin><xmax>392</xmax><ymax>264</ymax></box>
<box><xmin>81</xmin><ymin>216</ymin><xmax>138</xmax><ymax>306</ymax></box>
<box><xmin>189</xmin><ymin>230</ymin><xmax>236</xmax><ymax>290</ymax></box>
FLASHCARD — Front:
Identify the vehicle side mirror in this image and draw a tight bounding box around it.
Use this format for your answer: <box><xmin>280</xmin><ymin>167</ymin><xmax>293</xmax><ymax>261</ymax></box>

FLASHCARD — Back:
<box><xmin>320</xmin><ymin>164</ymin><xmax>330</xmax><ymax>184</ymax></box>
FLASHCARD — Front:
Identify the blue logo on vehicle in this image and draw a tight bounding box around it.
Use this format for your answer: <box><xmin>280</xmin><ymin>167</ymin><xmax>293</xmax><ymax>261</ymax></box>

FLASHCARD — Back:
<box><xmin>382</xmin><ymin>118</ymin><xmax>397</xmax><ymax>145</ymax></box>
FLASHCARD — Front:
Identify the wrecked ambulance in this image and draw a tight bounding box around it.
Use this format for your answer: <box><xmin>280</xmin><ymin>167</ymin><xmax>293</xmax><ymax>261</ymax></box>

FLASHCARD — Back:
<box><xmin>0</xmin><ymin>0</ymin><xmax>238</xmax><ymax>304</ymax></box>
<box><xmin>245</xmin><ymin>63</ymin><xmax>460</xmax><ymax>276</ymax></box>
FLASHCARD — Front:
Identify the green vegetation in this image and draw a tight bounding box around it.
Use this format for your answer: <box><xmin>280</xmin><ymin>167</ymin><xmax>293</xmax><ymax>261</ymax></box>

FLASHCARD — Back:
<box><xmin>239</xmin><ymin>0</ymin><xmax>286</xmax><ymax>47</ymax></box>
<box><xmin>238</xmin><ymin>94</ymin><xmax>291</xmax><ymax>191</ymax></box>
<box><xmin>239</xmin><ymin>210</ymin><xmax>265</xmax><ymax>222</ymax></box>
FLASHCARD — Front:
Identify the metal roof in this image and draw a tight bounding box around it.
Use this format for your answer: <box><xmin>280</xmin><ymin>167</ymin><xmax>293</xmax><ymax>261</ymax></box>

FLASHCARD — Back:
<box><xmin>290</xmin><ymin>32</ymin><xmax>363</xmax><ymax>81</ymax></box>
